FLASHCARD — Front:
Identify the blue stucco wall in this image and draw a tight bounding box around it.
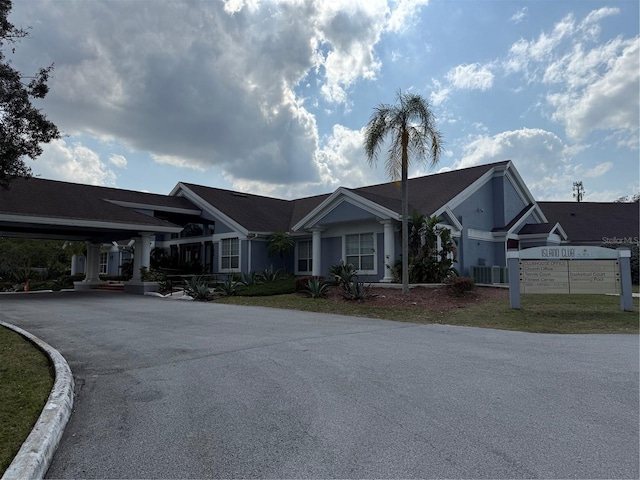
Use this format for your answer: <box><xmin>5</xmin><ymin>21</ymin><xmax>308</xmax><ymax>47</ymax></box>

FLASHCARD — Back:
<box><xmin>503</xmin><ymin>175</ymin><xmax>527</xmax><ymax>224</ymax></box>
<box><xmin>492</xmin><ymin>176</ymin><xmax>505</xmax><ymax>227</ymax></box>
<box><xmin>249</xmin><ymin>239</ymin><xmax>294</xmax><ymax>273</ymax></box>
<box><xmin>493</xmin><ymin>242</ymin><xmax>505</xmax><ymax>266</ymax></box>
<box><xmin>321</xmin><ymin>237</ymin><xmax>342</xmax><ymax>277</ymax></box>
<box><xmin>453</xmin><ymin>181</ymin><xmax>495</xmax><ymax>231</ymax></box>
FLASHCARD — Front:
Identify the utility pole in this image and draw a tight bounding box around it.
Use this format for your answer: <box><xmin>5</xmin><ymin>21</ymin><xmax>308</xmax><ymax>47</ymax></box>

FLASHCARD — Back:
<box><xmin>573</xmin><ymin>181</ymin><xmax>585</xmax><ymax>202</ymax></box>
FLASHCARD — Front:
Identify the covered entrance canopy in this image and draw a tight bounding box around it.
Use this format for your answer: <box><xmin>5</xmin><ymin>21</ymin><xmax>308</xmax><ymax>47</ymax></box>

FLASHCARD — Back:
<box><xmin>0</xmin><ymin>177</ymin><xmax>201</xmax><ymax>290</ymax></box>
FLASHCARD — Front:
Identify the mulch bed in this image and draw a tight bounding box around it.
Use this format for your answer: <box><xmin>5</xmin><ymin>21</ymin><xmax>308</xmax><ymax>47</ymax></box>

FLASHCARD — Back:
<box><xmin>324</xmin><ymin>285</ymin><xmax>509</xmax><ymax>312</ymax></box>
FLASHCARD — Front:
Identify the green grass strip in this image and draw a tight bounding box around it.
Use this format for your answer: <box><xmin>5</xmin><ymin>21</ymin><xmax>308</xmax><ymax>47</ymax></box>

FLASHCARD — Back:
<box><xmin>217</xmin><ymin>292</ymin><xmax>639</xmax><ymax>334</ymax></box>
<box><xmin>0</xmin><ymin>326</ymin><xmax>54</xmax><ymax>476</ymax></box>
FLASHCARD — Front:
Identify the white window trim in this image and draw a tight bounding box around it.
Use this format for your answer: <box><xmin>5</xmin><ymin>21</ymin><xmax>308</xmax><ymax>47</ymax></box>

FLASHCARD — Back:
<box><xmin>342</xmin><ymin>232</ymin><xmax>377</xmax><ymax>275</ymax></box>
<box><xmin>99</xmin><ymin>252</ymin><xmax>108</xmax><ymax>275</ymax></box>
<box><xmin>295</xmin><ymin>239</ymin><xmax>313</xmax><ymax>275</ymax></box>
<box><xmin>219</xmin><ymin>237</ymin><xmax>241</xmax><ymax>273</ymax></box>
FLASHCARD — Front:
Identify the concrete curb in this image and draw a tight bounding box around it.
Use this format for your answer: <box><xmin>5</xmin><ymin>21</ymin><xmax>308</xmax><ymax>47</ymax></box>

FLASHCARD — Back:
<box><xmin>1</xmin><ymin>322</ymin><xmax>74</xmax><ymax>480</ymax></box>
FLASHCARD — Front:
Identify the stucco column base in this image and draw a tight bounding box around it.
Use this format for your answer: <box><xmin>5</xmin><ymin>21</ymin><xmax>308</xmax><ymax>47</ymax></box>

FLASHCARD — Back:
<box><xmin>73</xmin><ymin>280</ymin><xmax>106</xmax><ymax>291</ymax></box>
<box><xmin>124</xmin><ymin>281</ymin><xmax>160</xmax><ymax>295</ymax></box>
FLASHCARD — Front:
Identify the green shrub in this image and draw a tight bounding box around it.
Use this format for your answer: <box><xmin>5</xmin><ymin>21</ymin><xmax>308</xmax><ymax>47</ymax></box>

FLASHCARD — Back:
<box><xmin>445</xmin><ymin>276</ymin><xmax>475</xmax><ymax>296</ymax></box>
<box><xmin>99</xmin><ymin>274</ymin><xmax>129</xmax><ymax>282</ymax></box>
<box><xmin>236</xmin><ymin>276</ymin><xmax>295</xmax><ymax>296</ymax></box>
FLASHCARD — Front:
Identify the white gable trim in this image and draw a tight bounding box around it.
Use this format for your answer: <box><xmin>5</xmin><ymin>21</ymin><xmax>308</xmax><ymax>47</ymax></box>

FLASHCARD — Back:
<box><xmin>104</xmin><ymin>199</ymin><xmax>201</xmax><ymax>215</ymax></box>
<box><xmin>171</xmin><ymin>183</ymin><xmax>249</xmax><ymax>236</ymax></box>
<box><xmin>292</xmin><ymin>187</ymin><xmax>400</xmax><ymax>231</ymax></box>
<box><xmin>500</xmin><ymin>161</ymin><xmax>539</xmax><ymax>211</ymax></box>
<box><xmin>438</xmin><ymin>206</ymin><xmax>463</xmax><ymax>232</ymax></box>
<box><xmin>434</xmin><ymin>166</ymin><xmax>496</xmax><ymax>215</ymax></box>
<box><xmin>0</xmin><ymin>213</ymin><xmax>182</xmax><ymax>233</ymax></box>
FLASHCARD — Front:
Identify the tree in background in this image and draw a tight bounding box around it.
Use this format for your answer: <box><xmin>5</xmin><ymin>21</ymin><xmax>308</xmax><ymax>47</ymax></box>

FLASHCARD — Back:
<box><xmin>0</xmin><ymin>0</ymin><xmax>60</xmax><ymax>189</ymax></box>
<box><xmin>0</xmin><ymin>238</ymin><xmax>71</xmax><ymax>282</ymax></box>
<box><xmin>572</xmin><ymin>181</ymin><xmax>585</xmax><ymax>202</ymax></box>
<box><xmin>364</xmin><ymin>90</ymin><xmax>442</xmax><ymax>294</ymax></box>
<box><xmin>267</xmin><ymin>231</ymin><xmax>294</xmax><ymax>271</ymax></box>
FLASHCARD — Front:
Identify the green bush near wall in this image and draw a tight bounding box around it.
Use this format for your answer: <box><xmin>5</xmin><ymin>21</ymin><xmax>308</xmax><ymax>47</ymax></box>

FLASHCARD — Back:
<box><xmin>235</xmin><ymin>275</ymin><xmax>296</xmax><ymax>296</ymax></box>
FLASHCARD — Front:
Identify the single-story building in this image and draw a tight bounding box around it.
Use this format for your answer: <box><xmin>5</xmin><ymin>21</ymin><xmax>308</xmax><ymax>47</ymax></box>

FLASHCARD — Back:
<box><xmin>1</xmin><ymin>160</ymin><xmax>637</xmax><ymax>290</ymax></box>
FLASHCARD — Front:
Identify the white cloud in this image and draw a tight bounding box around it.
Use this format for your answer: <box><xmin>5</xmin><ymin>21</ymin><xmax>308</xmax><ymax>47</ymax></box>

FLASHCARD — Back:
<box><xmin>583</xmin><ymin>161</ymin><xmax>613</xmax><ymax>178</ymax></box>
<box><xmin>108</xmin><ymin>154</ymin><xmax>127</xmax><ymax>168</ymax></box>
<box><xmin>446</xmin><ymin>63</ymin><xmax>494</xmax><ymax>91</ymax></box>
<box><xmin>547</xmin><ymin>37</ymin><xmax>639</xmax><ymax>141</ymax></box>
<box><xmin>510</xmin><ymin>7</ymin><xmax>528</xmax><ymax>24</ymax></box>
<box><xmin>457</xmin><ymin>129</ymin><xmax>630</xmax><ymax>201</ymax></box>
<box><xmin>500</xmin><ymin>7</ymin><xmax>638</xmax><ymax>145</ymax></box>
<box><xmin>386</xmin><ymin>0</ymin><xmax>430</xmax><ymax>33</ymax></box>
<box><xmin>12</xmin><ymin>0</ymin><xmax>410</xmax><ymax>186</ymax></box>
<box><xmin>429</xmin><ymin>79</ymin><xmax>450</xmax><ymax>106</ymax></box>
<box><xmin>224</xmin><ymin>123</ymin><xmax>388</xmax><ymax>199</ymax></box>
<box><xmin>504</xmin><ymin>14</ymin><xmax>577</xmax><ymax>76</ymax></box>
<box><xmin>33</xmin><ymin>139</ymin><xmax>117</xmax><ymax>186</ymax></box>
<box><xmin>457</xmin><ymin>128</ymin><xmax>572</xmax><ymax>200</ymax></box>
<box><xmin>430</xmin><ymin>62</ymin><xmax>494</xmax><ymax>105</ymax></box>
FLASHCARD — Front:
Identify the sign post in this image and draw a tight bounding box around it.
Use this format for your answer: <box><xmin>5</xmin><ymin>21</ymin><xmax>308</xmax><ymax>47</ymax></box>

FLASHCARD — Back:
<box><xmin>508</xmin><ymin>246</ymin><xmax>633</xmax><ymax>311</ymax></box>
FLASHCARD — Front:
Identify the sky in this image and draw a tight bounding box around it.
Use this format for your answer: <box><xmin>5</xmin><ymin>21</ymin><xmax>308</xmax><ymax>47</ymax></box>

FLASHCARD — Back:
<box><xmin>8</xmin><ymin>0</ymin><xmax>639</xmax><ymax>202</ymax></box>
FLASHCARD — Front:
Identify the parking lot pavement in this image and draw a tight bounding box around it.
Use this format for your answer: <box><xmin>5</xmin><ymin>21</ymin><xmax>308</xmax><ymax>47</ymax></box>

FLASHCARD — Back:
<box><xmin>1</xmin><ymin>291</ymin><xmax>638</xmax><ymax>479</ymax></box>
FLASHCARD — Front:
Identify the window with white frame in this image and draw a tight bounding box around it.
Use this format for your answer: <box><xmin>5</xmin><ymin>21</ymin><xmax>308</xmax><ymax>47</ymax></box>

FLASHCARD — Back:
<box><xmin>220</xmin><ymin>238</ymin><xmax>239</xmax><ymax>270</ymax></box>
<box><xmin>345</xmin><ymin>233</ymin><xmax>375</xmax><ymax>272</ymax></box>
<box><xmin>297</xmin><ymin>240</ymin><xmax>312</xmax><ymax>273</ymax></box>
<box><xmin>99</xmin><ymin>252</ymin><xmax>108</xmax><ymax>274</ymax></box>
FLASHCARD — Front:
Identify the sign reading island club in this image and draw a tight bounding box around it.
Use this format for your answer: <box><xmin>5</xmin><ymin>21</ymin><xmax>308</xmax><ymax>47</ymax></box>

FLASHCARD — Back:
<box><xmin>507</xmin><ymin>246</ymin><xmax>633</xmax><ymax>311</ymax></box>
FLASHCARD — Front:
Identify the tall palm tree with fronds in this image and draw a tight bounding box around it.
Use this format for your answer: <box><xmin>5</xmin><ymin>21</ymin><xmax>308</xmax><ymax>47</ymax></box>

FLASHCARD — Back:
<box><xmin>364</xmin><ymin>90</ymin><xmax>442</xmax><ymax>294</ymax></box>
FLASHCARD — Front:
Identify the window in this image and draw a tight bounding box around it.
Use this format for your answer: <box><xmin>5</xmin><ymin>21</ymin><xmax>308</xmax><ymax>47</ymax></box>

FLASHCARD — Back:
<box><xmin>221</xmin><ymin>238</ymin><xmax>239</xmax><ymax>270</ymax></box>
<box><xmin>297</xmin><ymin>240</ymin><xmax>312</xmax><ymax>273</ymax></box>
<box><xmin>345</xmin><ymin>233</ymin><xmax>375</xmax><ymax>272</ymax></box>
<box><xmin>99</xmin><ymin>252</ymin><xmax>108</xmax><ymax>274</ymax></box>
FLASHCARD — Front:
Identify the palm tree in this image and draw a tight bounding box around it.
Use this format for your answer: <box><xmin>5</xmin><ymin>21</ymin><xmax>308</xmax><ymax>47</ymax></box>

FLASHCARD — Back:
<box><xmin>364</xmin><ymin>90</ymin><xmax>442</xmax><ymax>294</ymax></box>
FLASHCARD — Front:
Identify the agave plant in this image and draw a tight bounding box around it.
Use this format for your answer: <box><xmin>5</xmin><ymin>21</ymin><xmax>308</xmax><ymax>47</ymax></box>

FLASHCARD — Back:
<box><xmin>260</xmin><ymin>265</ymin><xmax>282</xmax><ymax>282</ymax></box>
<box><xmin>220</xmin><ymin>277</ymin><xmax>238</xmax><ymax>296</ymax></box>
<box><xmin>305</xmin><ymin>277</ymin><xmax>328</xmax><ymax>298</ymax></box>
<box><xmin>191</xmin><ymin>283</ymin><xmax>213</xmax><ymax>301</ymax></box>
<box><xmin>241</xmin><ymin>271</ymin><xmax>261</xmax><ymax>286</ymax></box>
<box><xmin>329</xmin><ymin>261</ymin><xmax>357</xmax><ymax>287</ymax></box>
<box><xmin>184</xmin><ymin>276</ymin><xmax>212</xmax><ymax>300</ymax></box>
<box><xmin>341</xmin><ymin>281</ymin><xmax>370</xmax><ymax>301</ymax></box>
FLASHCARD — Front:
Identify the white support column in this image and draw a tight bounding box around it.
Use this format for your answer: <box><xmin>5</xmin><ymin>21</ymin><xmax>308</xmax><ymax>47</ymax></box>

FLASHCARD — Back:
<box><xmin>70</xmin><ymin>254</ymin><xmax>80</xmax><ymax>275</ymax></box>
<box><xmin>132</xmin><ymin>233</ymin><xmax>152</xmax><ymax>282</ymax></box>
<box><xmin>84</xmin><ymin>243</ymin><xmax>102</xmax><ymax>283</ymax></box>
<box><xmin>311</xmin><ymin>228</ymin><xmax>323</xmax><ymax>277</ymax></box>
<box><xmin>380</xmin><ymin>220</ymin><xmax>396</xmax><ymax>282</ymax></box>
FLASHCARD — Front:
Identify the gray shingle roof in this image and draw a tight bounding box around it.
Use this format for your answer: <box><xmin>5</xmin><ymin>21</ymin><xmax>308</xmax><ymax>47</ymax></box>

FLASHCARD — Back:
<box><xmin>0</xmin><ymin>177</ymin><xmax>191</xmax><ymax>229</ymax></box>
<box><xmin>180</xmin><ymin>183</ymin><xmax>297</xmax><ymax>232</ymax></box>
<box><xmin>518</xmin><ymin>223</ymin><xmax>556</xmax><ymax>235</ymax></box>
<box><xmin>539</xmin><ymin>201</ymin><xmax>639</xmax><ymax>243</ymax></box>
<box><xmin>180</xmin><ymin>161</ymin><xmax>507</xmax><ymax>232</ymax></box>
<box><xmin>1</xmin><ymin>161</ymin><xmax>511</xmax><ymax>237</ymax></box>
<box><xmin>352</xmin><ymin>161</ymin><xmax>508</xmax><ymax>215</ymax></box>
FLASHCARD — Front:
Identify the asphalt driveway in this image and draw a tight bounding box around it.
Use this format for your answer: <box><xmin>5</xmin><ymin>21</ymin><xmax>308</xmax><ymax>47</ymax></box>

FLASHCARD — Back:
<box><xmin>1</xmin><ymin>291</ymin><xmax>638</xmax><ymax>479</ymax></box>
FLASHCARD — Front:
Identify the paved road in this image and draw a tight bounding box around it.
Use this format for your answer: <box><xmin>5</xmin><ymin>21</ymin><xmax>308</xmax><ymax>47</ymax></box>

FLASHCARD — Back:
<box><xmin>1</xmin><ymin>291</ymin><xmax>638</xmax><ymax>479</ymax></box>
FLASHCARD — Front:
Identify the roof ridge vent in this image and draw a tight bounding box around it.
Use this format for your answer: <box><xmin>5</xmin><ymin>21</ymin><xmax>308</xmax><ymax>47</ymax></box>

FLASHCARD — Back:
<box><xmin>232</xmin><ymin>192</ymin><xmax>248</xmax><ymax>198</ymax></box>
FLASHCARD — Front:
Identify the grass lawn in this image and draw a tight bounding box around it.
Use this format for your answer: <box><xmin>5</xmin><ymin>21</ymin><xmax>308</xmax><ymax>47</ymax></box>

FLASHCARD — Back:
<box><xmin>217</xmin><ymin>290</ymin><xmax>639</xmax><ymax>334</ymax></box>
<box><xmin>0</xmin><ymin>326</ymin><xmax>54</xmax><ymax>476</ymax></box>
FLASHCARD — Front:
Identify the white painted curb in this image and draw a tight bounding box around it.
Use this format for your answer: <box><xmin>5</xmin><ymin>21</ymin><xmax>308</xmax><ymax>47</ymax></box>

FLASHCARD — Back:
<box><xmin>1</xmin><ymin>322</ymin><xmax>74</xmax><ymax>480</ymax></box>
